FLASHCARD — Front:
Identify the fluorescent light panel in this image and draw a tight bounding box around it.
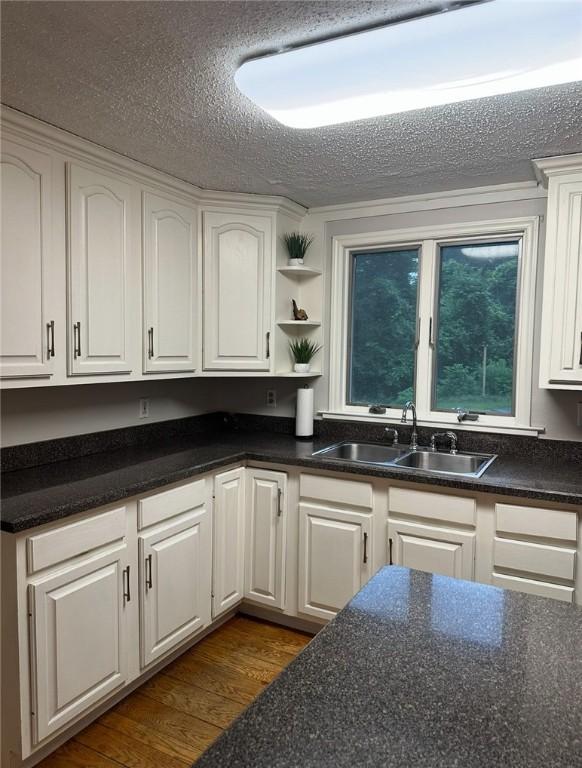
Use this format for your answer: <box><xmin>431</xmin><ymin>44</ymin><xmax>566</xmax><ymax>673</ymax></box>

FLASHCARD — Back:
<box><xmin>235</xmin><ymin>0</ymin><xmax>582</xmax><ymax>128</ymax></box>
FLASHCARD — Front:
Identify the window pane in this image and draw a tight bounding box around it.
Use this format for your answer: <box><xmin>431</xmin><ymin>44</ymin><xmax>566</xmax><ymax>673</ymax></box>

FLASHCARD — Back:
<box><xmin>348</xmin><ymin>248</ymin><xmax>419</xmax><ymax>407</ymax></box>
<box><xmin>433</xmin><ymin>240</ymin><xmax>519</xmax><ymax>416</ymax></box>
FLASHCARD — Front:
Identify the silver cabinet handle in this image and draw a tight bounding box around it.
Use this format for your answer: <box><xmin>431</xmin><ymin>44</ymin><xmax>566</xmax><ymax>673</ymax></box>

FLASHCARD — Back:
<box><xmin>73</xmin><ymin>322</ymin><xmax>81</xmax><ymax>358</ymax></box>
<box><xmin>429</xmin><ymin>317</ymin><xmax>435</xmax><ymax>347</ymax></box>
<box><xmin>145</xmin><ymin>554</ymin><xmax>153</xmax><ymax>590</ymax></box>
<box><xmin>123</xmin><ymin>565</ymin><xmax>131</xmax><ymax>604</ymax></box>
<box><xmin>46</xmin><ymin>321</ymin><xmax>55</xmax><ymax>358</ymax></box>
<box><xmin>277</xmin><ymin>487</ymin><xmax>282</xmax><ymax>517</ymax></box>
<box><xmin>363</xmin><ymin>532</ymin><xmax>368</xmax><ymax>564</ymax></box>
<box><xmin>148</xmin><ymin>327</ymin><xmax>154</xmax><ymax>359</ymax></box>
<box><xmin>266</xmin><ymin>331</ymin><xmax>271</xmax><ymax>360</ymax></box>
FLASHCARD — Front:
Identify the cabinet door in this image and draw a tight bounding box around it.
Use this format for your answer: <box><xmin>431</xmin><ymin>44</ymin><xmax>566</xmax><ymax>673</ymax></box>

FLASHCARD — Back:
<box><xmin>203</xmin><ymin>211</ymin><xmax>272</xmax><ymax>371</ymax></box>
<box><xmin>28</xmin><ymin>544</ymin><xmax>129</xmax><ymax>744</ymax></box>
<box><xmin>245</xmin><ymin>469</ymin><xmax>286</xmax><ymax>608</ymax></box>
<box><xmin>299</xmin><ymin>504</ymin><xmax>372</xmax><ymax>621</ymax></box>
<box><xmin>1</xmin><ymin>139</ymin><xmax>56</xmax><ymax>378</ymax></box>
<box><xmin>388</xmin><ymin>519</ymin><xmax>475</xmax><ymax>580</ymax></box>
<box><xmin>139</xmin><ymin>507</ymin><xmax>211</xmax><ymax>667</ymax></box>
<box><xmin>540</xmin><ymin>173</ymin><xmax>582</xmax><ymax>385</ymax></box>
<box><xmin>213</xmin><ymin>467</ymin><xmax>245</xmax><ymax>618</ymax></box>
<box><xmin>67</xmin><ymin>162</ymin><xmax>134</xmax><ymax>375</ymax></box>
<box><xmin>143</xmin><ymin>191</ymin><xmax>197</xmax><ymax>373</ymax></box>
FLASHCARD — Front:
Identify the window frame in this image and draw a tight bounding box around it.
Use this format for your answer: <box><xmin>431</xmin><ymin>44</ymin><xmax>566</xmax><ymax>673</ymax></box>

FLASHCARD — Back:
<box><xmin>328</xmin><ymin>217</ymin><xmax>539</xmax><ymax>433</ymax></box>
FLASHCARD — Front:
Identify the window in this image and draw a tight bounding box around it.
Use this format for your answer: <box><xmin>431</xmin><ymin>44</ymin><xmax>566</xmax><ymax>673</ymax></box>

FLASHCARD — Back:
<box><xmin>348</xmin><ymin>248</ymin><xmax>419</xmax><ymax>408</ymax></box>
<box><xmin>433</xmin><ymin>240</ymin><xmax>520</xmax><ymax>416</ymax></box>
<box><xmin>329</xmin><ymin>218</ymin><xmax>538</xmax><ymax>431</ymax></box>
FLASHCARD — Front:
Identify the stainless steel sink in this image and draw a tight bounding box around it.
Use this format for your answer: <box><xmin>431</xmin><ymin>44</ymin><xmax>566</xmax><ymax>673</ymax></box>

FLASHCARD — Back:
<box><xmin>313</xmin><ymin>441</ymin><xmax>408</xmax><ymax>464</ymax></box>
<box><xmin>312</xmin><ymin>441</ymin><xmax>496</xmax><ymax>477</ymax></box>
<box><xmin>393</xmin><ymin>449</ymin><xmax>496</xmax><ymax>477</ymax></box>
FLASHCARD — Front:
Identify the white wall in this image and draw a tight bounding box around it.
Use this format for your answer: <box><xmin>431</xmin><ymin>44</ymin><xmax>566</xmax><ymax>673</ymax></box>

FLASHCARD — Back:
<box><xmin>0</xmin><ymin>379</ymin><xmax>215</xmax><ymax>446</ymax></box>
<box><xmin>304</xmin><ymin>189</ymin><xmax>582</xmax><ymax>442</ymax></box>
<box><xmin>0</xmin><ymin>377</ymin><xmax>303</xmax><ymax>447</ymax></box>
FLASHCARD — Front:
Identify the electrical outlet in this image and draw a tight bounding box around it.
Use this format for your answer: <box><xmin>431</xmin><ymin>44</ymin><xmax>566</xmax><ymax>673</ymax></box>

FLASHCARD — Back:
<box><xmin>139</xmin><ymin>398</ymin><xmax>150</xmax><ymax>418</ymax></box>
<box><xmin>266</xmin><ymin>389</ymin><xmax>277</xmax><ymax>407</ymax></box>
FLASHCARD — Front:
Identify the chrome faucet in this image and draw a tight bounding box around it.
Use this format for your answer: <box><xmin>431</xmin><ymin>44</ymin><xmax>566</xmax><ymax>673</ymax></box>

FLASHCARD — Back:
<box><xmin>384</xmin><ymin>427</ymin><xmax>399</xmax><ymax>446</ymax></box>
<box><xmin>430</xmin><ymin>431</ymin><xmax>458</xmax><ymax>454</ymax></box>
<box><xmin>400</xmin><ymin>401</ymin><xmax>418</xmax><ymax>450</ymax></box>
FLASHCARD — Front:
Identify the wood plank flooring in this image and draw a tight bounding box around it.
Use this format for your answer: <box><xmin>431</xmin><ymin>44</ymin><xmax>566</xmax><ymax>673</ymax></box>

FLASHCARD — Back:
<box><xmin>37</xmin><ymin>617</ymin><xmax>313</xmax><ymax>768</ymax></box>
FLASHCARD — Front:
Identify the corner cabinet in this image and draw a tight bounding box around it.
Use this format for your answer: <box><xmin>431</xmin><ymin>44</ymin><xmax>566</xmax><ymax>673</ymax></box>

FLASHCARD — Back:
<box><xmin>0</xmin><ymin>137</ymin><xmax>58</xmax><ymax>379</ymax></box>
<box><xmin>244</xmin><ymin>468</ymin><xmax>287</xmax><ymax>608</ymax></box>
<box><xmin>67</xmin><ymin>161</ymin><xmax>138</xmax><ymax>376</ymax></box>
<box><xmin>202</xmin><ymin>210</ymin><xmax>273</xmax><ymax>371</ymax></box>
<box><xmin>142</xmin><ymin>191</ymin><xmax>197</xmax><ymax>373</ymax></box>
<box><xmin>535</xmin><ymin>155</ymin><xmax>582</xmax><ymax>388</ymax></box>
<box><xmin>213</xmin><ymin>468</ymin><xmax>246</xmax><ymax>618</ymax></box>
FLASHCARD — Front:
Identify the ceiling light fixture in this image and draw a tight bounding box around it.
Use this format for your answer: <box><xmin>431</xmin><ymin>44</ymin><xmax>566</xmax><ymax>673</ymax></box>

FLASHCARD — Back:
<box><xmin>234</xmin><ymin>0</ymin><xmax>582</xmax><ymax>129</ymax></box>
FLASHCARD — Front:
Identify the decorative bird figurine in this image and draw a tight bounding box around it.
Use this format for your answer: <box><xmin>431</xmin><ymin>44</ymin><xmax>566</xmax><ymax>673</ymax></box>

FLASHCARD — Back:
<box><xmin>292</xmin><ymin>298</ymin><xmax>308</xmax><ymax>321</ymax></box>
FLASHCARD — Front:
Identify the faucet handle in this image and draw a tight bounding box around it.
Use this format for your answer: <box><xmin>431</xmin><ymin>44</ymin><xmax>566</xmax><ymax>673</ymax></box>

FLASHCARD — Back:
<box><xmin>384</xmin><ymin>427</ymin><xmax>399</xmax><ymax>446</ymax></box>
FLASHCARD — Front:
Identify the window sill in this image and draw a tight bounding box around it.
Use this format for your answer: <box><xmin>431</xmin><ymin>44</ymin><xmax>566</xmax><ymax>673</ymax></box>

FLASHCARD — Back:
<box><xmin>319</xmin><ymin>411</ymin><xmax>544</xmax><ymax>437</ymax></box>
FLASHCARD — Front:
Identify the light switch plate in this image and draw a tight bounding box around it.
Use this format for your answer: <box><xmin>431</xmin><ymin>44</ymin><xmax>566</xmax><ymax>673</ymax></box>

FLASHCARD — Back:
<box><xmin>577</xmin><ymin>402</ymin><xmax>582</xmax><ymax>427</ymax></box>
<box><xmin>139</xmin><ymin>398</ymin><xmax>150</xmax><ymax>418</ymax></box>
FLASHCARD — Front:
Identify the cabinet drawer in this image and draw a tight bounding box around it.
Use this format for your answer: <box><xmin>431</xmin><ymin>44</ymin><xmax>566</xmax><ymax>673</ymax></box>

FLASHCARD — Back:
<box><xmin>300</xmin><ymin>474</ymin><xmax>373</xmax><ymax>510</ymax></box>
<box><xmin>27</xmin><ymin>507</ymin><xmax>126</xmax><ymax>574</ymax></box>
<box><xmin>492</xmin><ymin>573</ymin><xmax>574</xmax><ymax>603</ymax></box>
<box><xmin>494</xmin><ymin>537</ymin><xmax>576</xmax><ymax>581</ymax></box>
<box><xmin>389</xmin><ymin>487</ymin><xmax>475</xmax><ymax>526</ymax></box>
<box><xmin>138</xmin><ymin>478</ymin><xmax>207</xmax><ymax>529</ymax></box>
<box><xmin>495</xmin><ymin>503</ymin><xmax>577</xmax><ymax>542</ymax></box>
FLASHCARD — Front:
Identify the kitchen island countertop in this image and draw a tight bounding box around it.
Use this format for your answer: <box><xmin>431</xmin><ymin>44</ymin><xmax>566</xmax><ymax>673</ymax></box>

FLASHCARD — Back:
<box><xmin>194</xmin><ymin>567</ymin><xmax>582</xmax><ymax>768</ymax></box>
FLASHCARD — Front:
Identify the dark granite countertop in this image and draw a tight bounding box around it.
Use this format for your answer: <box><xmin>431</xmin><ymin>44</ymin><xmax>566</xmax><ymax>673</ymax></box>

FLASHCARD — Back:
<box><xmin>194</xmin><ymin>567</ymin><xmax>582</xmax><ymax>768</ymax></box>
<box><xmin>1</xmin><ymin>429</ymin><xmax>581</xmax><ymax>532</ymax></box>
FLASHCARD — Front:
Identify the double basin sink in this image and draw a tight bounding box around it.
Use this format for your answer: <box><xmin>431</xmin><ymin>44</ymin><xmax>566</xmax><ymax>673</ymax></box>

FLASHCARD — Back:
<box><xmin>312</xmin><ymin>441</ymin><xmax>496</xmax><ymax>478</ymax></box>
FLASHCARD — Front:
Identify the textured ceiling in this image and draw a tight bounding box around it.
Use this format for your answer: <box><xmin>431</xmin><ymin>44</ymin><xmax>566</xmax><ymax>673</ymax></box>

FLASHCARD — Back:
<box><xmin>2</xmin><ymin>0</ymin><xmax>581</xmax><ymax>207</ymax></box>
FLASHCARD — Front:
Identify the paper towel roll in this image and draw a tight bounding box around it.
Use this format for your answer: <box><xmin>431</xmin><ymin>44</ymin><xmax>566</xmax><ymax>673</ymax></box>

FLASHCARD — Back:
<box><xmin>296</xmin><ymin>386</ymin><xmax>314</xmax><ymax>438</ymax></box>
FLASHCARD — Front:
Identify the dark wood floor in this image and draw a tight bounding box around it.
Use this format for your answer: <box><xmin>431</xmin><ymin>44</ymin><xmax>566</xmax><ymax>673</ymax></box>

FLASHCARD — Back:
<box><xmin>37</xmin><ymin>616</ymin><xmax>312</xmax><ymax>767</ymax></box>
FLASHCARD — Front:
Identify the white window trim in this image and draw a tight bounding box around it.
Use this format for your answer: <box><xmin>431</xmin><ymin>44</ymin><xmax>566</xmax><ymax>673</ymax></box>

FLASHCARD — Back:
<box><xmin>327</xmin><ymin>216</ymin><xmax>540</xmax><ymax>434</ymax></box>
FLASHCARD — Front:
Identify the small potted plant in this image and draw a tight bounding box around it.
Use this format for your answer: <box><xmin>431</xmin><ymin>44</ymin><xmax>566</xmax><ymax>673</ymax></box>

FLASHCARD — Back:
<box><xmin>289</xmin><ymin>337</ymin><xmax>321</xmax><ymax>373</ymax></box>
<box><xmin>283</xmin><ymin>232</ymin><xmax>314</xmax><ymax>267</ymax></box>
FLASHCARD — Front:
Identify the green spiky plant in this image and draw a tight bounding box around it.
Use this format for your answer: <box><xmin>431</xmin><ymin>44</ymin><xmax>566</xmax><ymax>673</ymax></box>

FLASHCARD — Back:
<box><xmin>289</xmin><ymin>337</ymin><xmax>322</xmax><ymax>364</ymax></box>
<box><xmin>283</xmin><ymin>232</ymin><xmax>314</xmax><ymax>261</ymax></box>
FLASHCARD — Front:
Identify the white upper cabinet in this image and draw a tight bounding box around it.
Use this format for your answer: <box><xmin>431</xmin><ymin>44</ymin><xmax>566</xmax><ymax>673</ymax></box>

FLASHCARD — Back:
<box><xmin>67</xmin><ymin>162</ymin><xmax>136</xmax><ymax>376</ymax></box>
<box><xmin>535</xmin><ymin>155</ymin><xmax>582</xmax><ymax>388</ymax></box>
<box><xmin>1</xmin><ymin>138</ymin><xmax>57</xmax><ymax>379</ymax></box>
<box><xmin>142</xmin><ymin>191</ymin><xmax>197</xmax><ymax>373</ymax></box>
<box><xmin>203</xmin><ymin>211</ymin><xmax>273</xmax><ymax>371</ymax></box>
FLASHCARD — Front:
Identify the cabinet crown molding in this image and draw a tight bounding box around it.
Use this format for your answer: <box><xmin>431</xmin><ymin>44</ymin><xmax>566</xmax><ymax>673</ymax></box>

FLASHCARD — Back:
<box><xmin>532</xmin><ymin>153</ymin><xmax>582</xmax><ymax>185</ymax></box>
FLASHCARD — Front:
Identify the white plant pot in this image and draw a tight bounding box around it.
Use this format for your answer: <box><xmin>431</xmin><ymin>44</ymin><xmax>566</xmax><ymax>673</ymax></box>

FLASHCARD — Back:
<box><xmin>294</xmin><ymin>363</ymin><xmax>311</xmax><ymax>374</ymax></box>
<box><xmin>288</xmin><ymin>257</ymin><xmax>304</xmax><ymax>267</ymax></box>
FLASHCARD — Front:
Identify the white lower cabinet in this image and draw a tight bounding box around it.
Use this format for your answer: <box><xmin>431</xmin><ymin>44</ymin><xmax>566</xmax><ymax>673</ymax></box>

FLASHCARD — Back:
<box><xmin>491</xmin><ymin>502</ymin><xmax>577</xmax><ymax>602</ymax></box>
<box><xmin>388</xmin><ymin>519</ymin><xmax>476</xmax><ymax>581</ymax></box>
<box><xmin>138</xmin><ymin>480</ymin><xmax>211</xmax><ymax>667</ymax></box>
<box><xmin>244</xmin><ymin>468</ymin><xmax>287</xmax><ymax>608</ymax></box>
<box><xmin>28</xmin><ymin>542</ymin><xmax>130</xmax><ymax>744</ymax></box>
<box><xmin>213</xmin><ymin>467</ymin><xmax>245</xmax><ymax>618</ymax></box>
<box><xmin>4</xmin><ymin>464</ymin><xmax>581</xmax><ymax>768</ymax></box>
<box><xmin>299</xmin><ymin>503</ymin><xmax>372</xmax><ymax>621</ymax></box>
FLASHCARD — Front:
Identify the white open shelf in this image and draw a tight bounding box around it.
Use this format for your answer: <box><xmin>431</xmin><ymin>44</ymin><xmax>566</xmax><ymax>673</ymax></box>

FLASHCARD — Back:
<box><xmin>274</xmin><ymin>371</ymin><xmax>323</xmax><ymax>377</ymax></box>
<box><xmin>277</xmin><ymin>320</ymin><xmax>321</xmax><ymax>328</ymax></box>
<box><xmin>277</xmin><ymin>266</ymin><xmax>322</xmax><ymax>278</ymax></box>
